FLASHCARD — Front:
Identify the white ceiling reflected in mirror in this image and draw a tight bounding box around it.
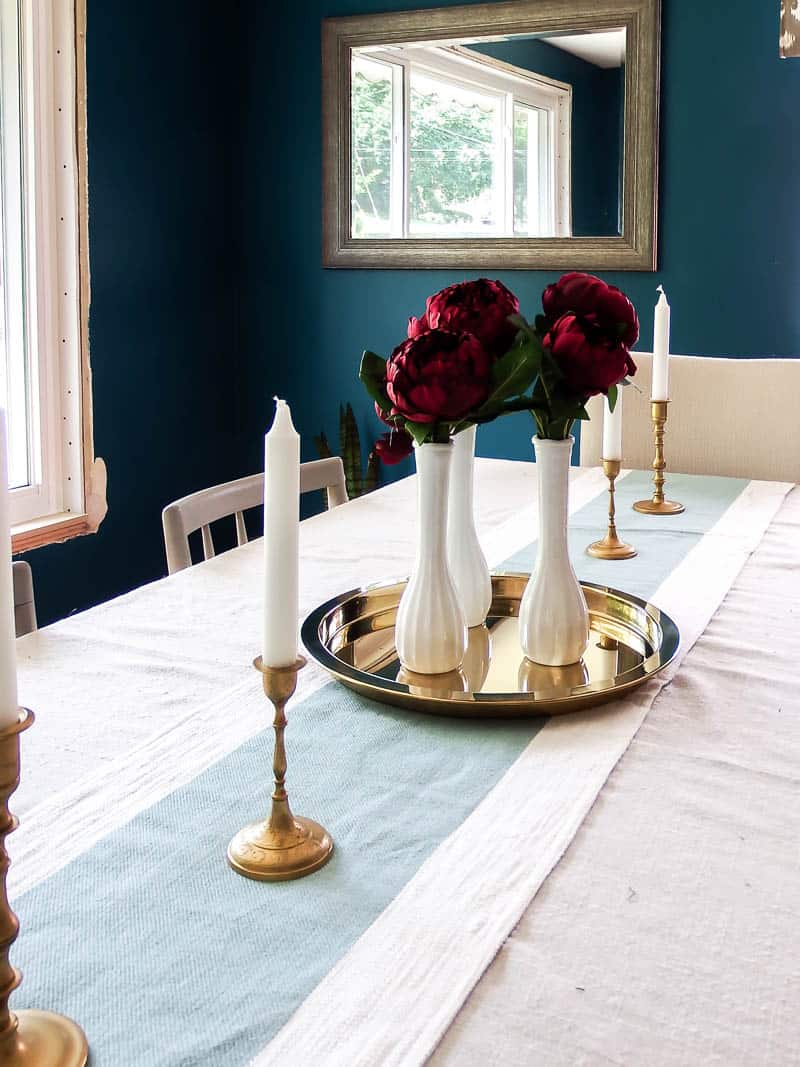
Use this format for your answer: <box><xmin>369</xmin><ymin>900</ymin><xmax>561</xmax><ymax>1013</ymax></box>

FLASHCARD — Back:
<box><xmin>323</xmin><ymin>0</ymin><xmax>660</xmax><ymax>270</ymax></box>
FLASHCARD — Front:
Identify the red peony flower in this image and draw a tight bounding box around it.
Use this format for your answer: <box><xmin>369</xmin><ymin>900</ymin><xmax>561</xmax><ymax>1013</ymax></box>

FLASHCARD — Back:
<box><xmin>407</xmin><ymin>314</ymin><xmax>429</xmax><ymax>339</ymax></box>
<box><xmin>544</xmin><ymin>314</ymin><xmax>637</xmax><ymax>398</ymax></box>
<box><xmin>408</xmin><ymin>279</ymin><xmax>520</xmax><ymax>359</ymax></box>
<box><xmin>386</xmin><ymin>328</ymin><xmax>493</xmax><ymax>424</ymax></box>
<box><xmin>374</xmin><ymin>428</ymin><xmax>414</xmax><ymax>465</ymax></box>
<box><xmin>542</xmin><ymin>272</ymin><xmax>639</xmax><ymax>348</ymax></box>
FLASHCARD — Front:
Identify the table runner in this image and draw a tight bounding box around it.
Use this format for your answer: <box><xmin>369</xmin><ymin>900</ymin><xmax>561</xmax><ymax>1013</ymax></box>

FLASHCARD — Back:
<box><xmin>8</xmin><ymin>471</ymin><xmax>791</xmax><ymax>1067</ymax></box>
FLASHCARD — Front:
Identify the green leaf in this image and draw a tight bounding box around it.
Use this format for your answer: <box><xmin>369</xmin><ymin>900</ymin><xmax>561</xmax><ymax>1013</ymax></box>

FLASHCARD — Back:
<box><xmin>538</xmin><ymin>347</ymin><xmax>564</xmax><ymax>404</ymax></box>
<box><xmin>607</xmin><ymin>384</ymin><xmax>618</xmax><ymax>413</ymax></box>
<box><xmin>404</xmin><ymin>420</ymin><xmax>431</xmax><ymax>446</ymax></box>
<box><xmin>507</xmin><ymin>313</ymin><xmax>532</xmax><ymax>333</ymax></box>
<box><xmin>484</xmin><ymin>335</ymin><xmax>543</xmax><ymax>406</ymax></box>
<box><xmin>359</xmin><ymin>351</ymin><xmax>391</xmax><ymax>412</ymax></box>
<box><xmin>360</xmin><ymin>350</ymin><xmax>386</xmax><ymax>381</ymax></box>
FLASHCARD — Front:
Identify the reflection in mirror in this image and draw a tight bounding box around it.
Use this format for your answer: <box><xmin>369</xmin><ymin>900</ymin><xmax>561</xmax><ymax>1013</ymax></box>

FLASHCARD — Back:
<box><xmin>351</xmin><ymin>29</ymin><xmax>626</xmax><ymax>241</ymax></box>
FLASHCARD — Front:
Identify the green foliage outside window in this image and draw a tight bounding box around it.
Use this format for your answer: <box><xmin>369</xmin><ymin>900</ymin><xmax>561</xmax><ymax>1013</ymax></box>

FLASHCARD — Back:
<box><xmin>351</xmin><ymin>68</ymin><xmax>496</xmax><ymax>232</ymax></box>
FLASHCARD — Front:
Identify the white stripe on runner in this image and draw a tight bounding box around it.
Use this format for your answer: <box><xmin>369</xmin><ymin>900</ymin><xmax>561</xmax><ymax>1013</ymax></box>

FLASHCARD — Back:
<box><xmin>250</xmin><ymin>479</ymin><xmax>791</xmax><ymax>1067</ymax></box>
<box><xmin>9</xmin><ymin>466</ymin><xmax>613</xmax><ymax>898</ymax></box>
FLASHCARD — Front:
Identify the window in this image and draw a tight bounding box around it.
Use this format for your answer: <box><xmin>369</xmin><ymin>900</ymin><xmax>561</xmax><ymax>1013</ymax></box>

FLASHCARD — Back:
<box><xmin>351</xmin><ymin>45</ymin><xmax>571</xmax><ymax>240</ymax></box>
<box><xmin>0</xmin><ymin>0</ymin><xmax>100</xmax><ymax>552</ymax></box>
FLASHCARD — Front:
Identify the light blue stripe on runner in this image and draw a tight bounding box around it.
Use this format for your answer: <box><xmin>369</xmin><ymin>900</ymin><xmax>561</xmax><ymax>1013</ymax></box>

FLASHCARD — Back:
<box><xmin>505</xmin><ymin>471</ymin><xmax>749</xmax><ymax>601</ymax></box>
<box><xmin>12</xmin><ymin>470</ymin><xmax>749</xmax><ymax>1067</ymax></box>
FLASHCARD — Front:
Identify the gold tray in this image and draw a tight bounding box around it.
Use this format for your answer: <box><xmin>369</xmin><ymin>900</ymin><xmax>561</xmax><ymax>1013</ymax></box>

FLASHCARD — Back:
<box><xmin>301</xmin><ymin>574</ymin><xmax>680</xmax><ymax>718</ymax></box>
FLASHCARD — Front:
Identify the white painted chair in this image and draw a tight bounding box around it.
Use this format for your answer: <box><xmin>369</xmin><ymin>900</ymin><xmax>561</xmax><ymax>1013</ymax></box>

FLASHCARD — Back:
<box><xmin>580</xmin><ymin>353</ymin><xmax>800</xmax><ymax>483</ymax></box>
<box><xmin>162</xmin><ymin>457</ymin><xmax>348</xmax><ymax>575</ymax></box>
<box><xmin>13</xmin><ymin>561</ymin><xmax>37</xmax><ymax>637</ymax></box>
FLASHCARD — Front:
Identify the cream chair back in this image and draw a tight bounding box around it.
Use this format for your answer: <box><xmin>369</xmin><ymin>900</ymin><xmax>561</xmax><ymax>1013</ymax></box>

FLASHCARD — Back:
<box><xmin>13</xmin><ymin>561</ymin><xmax>37</xmax><ymax>637</ymax></box>
<box><xmin>580</xmin><ymin>353</ymin><xmax>800</xmax><ymax>483</ymax></box>
<box><xmin>162</xmin><ymin>457</ymin><xmax>348</xmax><ymax>575</ymax></box>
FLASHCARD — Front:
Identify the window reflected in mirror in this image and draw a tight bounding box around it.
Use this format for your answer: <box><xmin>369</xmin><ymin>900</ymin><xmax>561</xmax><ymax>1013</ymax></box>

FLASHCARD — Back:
<box><xmin>350</xmin><ymin>30</ymin><xmax>625</xmax><ymax>241</ymax></box>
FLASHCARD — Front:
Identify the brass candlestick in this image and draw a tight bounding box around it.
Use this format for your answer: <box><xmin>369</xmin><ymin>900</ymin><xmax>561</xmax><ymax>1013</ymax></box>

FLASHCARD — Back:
<box><xmin>0</xmin><ymin>709</ymin><xmax>88</xmax><ymax>1066</ymax></box>
<box><xmin>227</xmin><ymin>656</ymin><xmax>333</xmax><ymax>882</ymax></box>
<box><xmin>587</xmin><ymin>459</ymin><xmax>637</xmax><ymax>560</ymax></box>
<box><xmin>633</xmin><ymin>400</ymin><xmax>685</xmax><ymax>514</ymax></box>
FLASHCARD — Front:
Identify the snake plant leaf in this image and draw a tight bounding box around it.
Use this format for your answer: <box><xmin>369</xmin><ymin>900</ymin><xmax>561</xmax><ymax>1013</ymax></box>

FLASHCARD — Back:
<box><xmin>314</xmin><ymin>431</ymin><xmax>333</xmax><ymax>459</ymax></box>
<box><xmin>364</xmin><ymin>449</ymin><xmax>379</xmax><ymax>495</ymax></box>
<box><xmin>341</xmin><ymin>403</ymin><xmax>363</xmax><ymax>498</ymax></box>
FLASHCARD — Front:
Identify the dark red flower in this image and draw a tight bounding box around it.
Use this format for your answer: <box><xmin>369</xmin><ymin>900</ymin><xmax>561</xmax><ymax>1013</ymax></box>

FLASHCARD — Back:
<box><xmin>374</xmin><ymin>429</ymin><xmax>414</xmax><ymax>465</ymax></box>
<box><xmin>407</xmin><ymin>314</ymin><xmax>429</xmax><ymax>339</ymax></box>
<box><xmin>408</xmin><ymin>279</ymin><xmax>520</xmax><ymax>359</ymax></box>
<box><xmin>544</xmin><ymin>314</ymin><xmax>637</xmax><ymax>398</ymax></box>
<box><xmin>386</xmin><ymin>328</ymin><xmax>492</xmax><ymax>424</ymax></box>
<box><xmin>542</xmin><ymin>272</ymin><xmax>639</xmax><ymax>347</ymax></box>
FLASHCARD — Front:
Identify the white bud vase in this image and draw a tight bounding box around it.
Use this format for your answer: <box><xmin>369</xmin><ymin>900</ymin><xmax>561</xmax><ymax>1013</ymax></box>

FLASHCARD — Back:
<box><xmin>519</xmin><ymin>436</ymin><xmax>589</xmax><ymax>666</ymax></box>
<box><xmin>396</xmin><ymin>442</ymin><xmax>468</xmax><ymax>675</ymax></box>
<box><xmin>447</xmin><ymin>426</ymin><xmax>492</xmax><ymax>628</ymax></box>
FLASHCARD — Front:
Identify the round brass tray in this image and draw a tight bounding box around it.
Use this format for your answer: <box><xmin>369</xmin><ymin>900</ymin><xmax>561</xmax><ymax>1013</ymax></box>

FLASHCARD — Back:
<box><xmin>301</xmin><ymin>574</ymin><xmax>680</xmax><ymax>718</ymax></box>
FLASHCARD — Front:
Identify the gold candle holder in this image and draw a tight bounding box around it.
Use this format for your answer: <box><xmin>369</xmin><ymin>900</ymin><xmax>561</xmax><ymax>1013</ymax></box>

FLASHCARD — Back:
<box><xmin>587</xmin><ymin>459</ymin><xmax>637</xmax><ymax>560</ymax></box>
<box><xmin>227</xmin><ymin>656</ymin><xmax>333</xmax><ymax>882</ymax></box>
<box><xmin>633</xmin><ymin>400</ymin><xmax>685</xmax><ymax>515</ymax></box>
<box><xmin>0</xmin><ymin>709</ymin><xmax>88</xmax><ymax>1066</ymax></box>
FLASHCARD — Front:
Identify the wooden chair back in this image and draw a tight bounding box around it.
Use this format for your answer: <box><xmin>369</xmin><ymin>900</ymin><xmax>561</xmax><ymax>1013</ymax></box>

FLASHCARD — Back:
<box><xmin>162</xmin><ymin>457</ymin><xmax>348</xmax><ymax>574</ymax></box>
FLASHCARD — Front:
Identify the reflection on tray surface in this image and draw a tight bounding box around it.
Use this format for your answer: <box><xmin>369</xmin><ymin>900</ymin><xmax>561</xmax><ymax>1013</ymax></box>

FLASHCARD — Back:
<box><xmin>304</xmin><ymin>575</ymin><xmax>679</xmax><ymax>716</ymax></box>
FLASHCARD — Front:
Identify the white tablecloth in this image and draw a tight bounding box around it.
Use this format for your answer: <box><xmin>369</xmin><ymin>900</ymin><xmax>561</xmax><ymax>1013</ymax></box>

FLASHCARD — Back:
<box><xmin>12</xmin><ymin>460</ymin><xmax>800</xmax><ymax>1064</ymax></box>
<box><xmin>432</xmin><ymin>485</ymin><xmax>800</xmax><ymax>1066</ymax></box>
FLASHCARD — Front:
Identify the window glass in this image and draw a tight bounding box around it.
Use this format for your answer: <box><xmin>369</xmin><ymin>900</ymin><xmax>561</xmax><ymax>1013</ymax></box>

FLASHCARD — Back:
<box><xmin>351</xmin><ymin>55</ymin><xmax>394</xmax><ymax>237</ymax></box>
<box><xmin>409</xmin><ymin>70</ymin><xmax>500</xmax><ymax>237</ymax></box>
<box><xmin>514</xmin><ymin>102</ymin><xmax>550</xmax><ymax>237</ymax></box>
<box><xmin>0</xmin><ymin>0</ymin><xmax>32</xmax><ymax>490</ymax></box>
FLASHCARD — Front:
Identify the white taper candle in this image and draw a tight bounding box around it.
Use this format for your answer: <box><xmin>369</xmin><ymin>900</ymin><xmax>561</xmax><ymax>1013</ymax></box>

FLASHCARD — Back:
<box><xmin>652</xmin><ymin>285</ymin><xmax>671</xmax><ymax>401</ymax></box>
<box><xmin>602</xmin><ymin>388</ymin><xmax>623</xmax><ymax>461</ymax></box>
<box><xmin>262</xmin><ymin>398</ymin><xmax>300</xmax><ymax>668</ymax></box>
<box><xmin>0</xmin><ymin>412</ymin><xmax>18</xmax><ymax>728</ymax></box>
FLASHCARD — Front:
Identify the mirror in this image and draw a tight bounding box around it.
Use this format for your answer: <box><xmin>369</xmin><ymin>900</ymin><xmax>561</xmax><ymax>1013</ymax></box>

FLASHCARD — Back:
<box><xmin>322</xmin><ymin>0</ymin><xmax>660</xmax><ymax>270</ymax></box>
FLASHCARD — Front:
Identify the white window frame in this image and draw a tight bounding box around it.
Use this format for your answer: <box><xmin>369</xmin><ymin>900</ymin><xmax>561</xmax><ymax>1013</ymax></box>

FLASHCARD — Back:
<box><xmin>0</xmin><ymin>0</ymin><xmax>100</xmax><ymax>552</ymax></box>
<box><xmin>351</xmin><ymin>43</ymin><xmax>572</xmax><ymax>240</ymax></box>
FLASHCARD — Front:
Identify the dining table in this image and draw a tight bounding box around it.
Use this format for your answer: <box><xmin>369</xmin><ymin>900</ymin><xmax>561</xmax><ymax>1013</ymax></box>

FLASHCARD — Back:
<box><xmin>9</xmin><ymin>458</ymin><xmax>800</xmax><ymax>1066</ymax></box>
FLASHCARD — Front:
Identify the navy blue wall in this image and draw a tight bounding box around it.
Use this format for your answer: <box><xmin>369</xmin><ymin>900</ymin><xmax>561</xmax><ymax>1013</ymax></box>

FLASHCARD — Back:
<box><xmin>468</xmin><ymin>39</ymin><xmax>623</xmax><ymax>236</ymax></box>
<box><xmin>24</xmin><ymin>0</ymin><xmax>800</xmax><ymax>624</ymax></box>
<box><xmin>237</xmin><ymin>0</ymin><xmax>800</xmax><ymax>485</ymax></box>
<box><xmin>21</xmin><ymin>0</ymin><xmax>243</xmax><ymax>624</ymax></box>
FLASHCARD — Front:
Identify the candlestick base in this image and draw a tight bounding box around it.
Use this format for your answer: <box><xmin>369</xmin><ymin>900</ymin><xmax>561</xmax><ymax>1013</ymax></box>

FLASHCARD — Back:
<box><xmin>586</xmin><ymin>459</ymin><xmax>638</xmax><ymax>560</ymax></box>
<box><xmin>227</xmin><ymin>816</ymin><xmax>333</xmax><ymax>882</ymax></box>
<box><xmin>587</xmin><ymin>532</ymin><xmax>638</xmax><ymax>560</ymax></box>
<box><xmin>1</xmin><ymin>1009</ymin><xmax>89</xmax><ymax>1066</ymax></box>
<box><xmin>227</xmin><ymin>656</ymin><xmax>333</xmax><ymax>883</ymax></box>
<box><xmin>634</xmin><ymin>400</ymin><xmax>685</xmax><ymax>515</ymax></box>
<box><xmin>633</xmin><ymin>498</ymin><xmax>685</xmax><ymax>515</ymax></box>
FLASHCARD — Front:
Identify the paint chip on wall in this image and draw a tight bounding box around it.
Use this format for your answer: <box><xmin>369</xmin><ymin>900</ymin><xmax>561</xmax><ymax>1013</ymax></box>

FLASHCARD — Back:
<box><xmin>780</xmin><ymin>0</ymin><xmax>800</xmax><ymax>56</ymax></box>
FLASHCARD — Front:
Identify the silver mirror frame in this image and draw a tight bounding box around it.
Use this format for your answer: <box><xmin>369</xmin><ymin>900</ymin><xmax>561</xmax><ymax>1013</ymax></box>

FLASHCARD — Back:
<box><xmin>322</xmin><ymin>0</ymin><xmax>660</xmax><ymax>270</ymax></box>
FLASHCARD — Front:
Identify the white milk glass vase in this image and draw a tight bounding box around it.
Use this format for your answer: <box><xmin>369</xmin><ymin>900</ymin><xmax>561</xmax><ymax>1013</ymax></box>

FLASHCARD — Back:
<box><xmin>447</xmin><ymin>425</ymin><xmax>492</xmax><ymax>628</ymax></box>
<box><xmin>519</xmin><ymin>436</ymin><xmax>589</xmax><ymax>666</ymax></box>
<box><xmin>396</xmin><ymin>442</ymin><xmax>468</xmax><ymax>675</ymax></box>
